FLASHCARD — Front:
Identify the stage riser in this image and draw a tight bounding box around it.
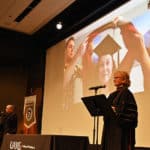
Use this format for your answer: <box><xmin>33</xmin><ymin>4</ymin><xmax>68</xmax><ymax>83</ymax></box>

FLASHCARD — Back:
<box><xmin>1</xmin><ymin>135</ymin><xmax>150</xmax><ymax>150</ymax></box>
<box><xmin>88</xmin><ymin>145</ymin><xmax>150</xmax><ymax>150</ymax></box>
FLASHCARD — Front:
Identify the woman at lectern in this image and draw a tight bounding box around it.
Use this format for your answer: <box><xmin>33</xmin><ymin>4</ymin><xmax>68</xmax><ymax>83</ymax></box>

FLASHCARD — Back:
<box><xmin>101</xmin><ymin>71</ymin><xmax>138</xmax><ymax>150</ymax></box>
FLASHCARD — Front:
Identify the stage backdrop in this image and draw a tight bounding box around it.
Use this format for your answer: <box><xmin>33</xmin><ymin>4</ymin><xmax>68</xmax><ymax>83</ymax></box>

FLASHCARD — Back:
<box><xmin>42</xmin><ymin>0</ymin><xmax>150</xmax><ymax>147</ymax></box>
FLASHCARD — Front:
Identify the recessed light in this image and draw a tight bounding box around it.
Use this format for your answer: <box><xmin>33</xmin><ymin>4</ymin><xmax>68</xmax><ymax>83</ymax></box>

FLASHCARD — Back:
<box><xmin>56</xmin><ymin>22</ymin><xmax>63</xmax><ymax>30</ymax></box>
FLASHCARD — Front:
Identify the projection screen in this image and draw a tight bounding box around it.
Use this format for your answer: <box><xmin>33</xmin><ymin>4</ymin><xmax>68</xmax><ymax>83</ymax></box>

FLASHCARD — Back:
<box><xmin>42</xmin><ymin>0</ymin><xmax>150</xmax><ymax>147</ymax></box>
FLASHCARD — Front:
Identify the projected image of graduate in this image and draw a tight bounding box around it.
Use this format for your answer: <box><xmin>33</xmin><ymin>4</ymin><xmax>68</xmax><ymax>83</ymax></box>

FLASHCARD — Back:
<box><xmin>93</xmin><ymin>34</ymin><xmax>121</xmax><ymax>96</ymax></box>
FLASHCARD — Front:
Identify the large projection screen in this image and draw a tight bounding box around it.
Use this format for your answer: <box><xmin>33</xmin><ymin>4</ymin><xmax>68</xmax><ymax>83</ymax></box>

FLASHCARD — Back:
<box><xmin>42</xmin><ymin>0</ymin><xmax>150</xmax><ymax>147</ymax></box>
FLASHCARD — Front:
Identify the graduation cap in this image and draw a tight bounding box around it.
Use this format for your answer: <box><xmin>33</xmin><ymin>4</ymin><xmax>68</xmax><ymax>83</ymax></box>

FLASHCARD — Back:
<box><xmin>94</xmin><ymin>34</ymin><xmax>121</xmax><ymax>56</ymax></box>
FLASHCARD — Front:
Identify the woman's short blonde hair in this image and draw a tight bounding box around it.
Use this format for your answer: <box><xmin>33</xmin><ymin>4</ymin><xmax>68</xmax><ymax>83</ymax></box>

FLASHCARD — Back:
<box><xmin>114</xmin><ymin>70</ymin><xmax>131</xmax><ymax>87</ymax></box>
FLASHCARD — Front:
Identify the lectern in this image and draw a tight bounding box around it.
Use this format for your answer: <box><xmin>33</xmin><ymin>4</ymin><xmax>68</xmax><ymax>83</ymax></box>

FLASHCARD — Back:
<box><xmin>81</xmin><ymin>94</ymin><xmax>107</xmax><ymax>149</ymax></box>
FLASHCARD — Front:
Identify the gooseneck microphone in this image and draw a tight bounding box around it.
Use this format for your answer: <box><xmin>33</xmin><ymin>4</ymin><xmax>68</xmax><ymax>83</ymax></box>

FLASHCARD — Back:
<box><xmin>89</xmin><ymin>85</ymin><xmax>106</xmax><ymax>90</ymax></box>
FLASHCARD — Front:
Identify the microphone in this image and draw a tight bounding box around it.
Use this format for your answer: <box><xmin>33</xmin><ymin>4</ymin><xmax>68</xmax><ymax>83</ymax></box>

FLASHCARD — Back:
<box><xmin>89</xmin><ymin>85</ymin><xmax>106</xmax><ymax>90</ymax></box>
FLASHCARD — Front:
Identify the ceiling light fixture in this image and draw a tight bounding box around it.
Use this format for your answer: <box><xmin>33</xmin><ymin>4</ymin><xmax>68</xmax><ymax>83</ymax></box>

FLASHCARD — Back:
<box><xmin>56</xmin><ymin>21</ymin><xmax>63</xmax><ymax>30</ymax></box>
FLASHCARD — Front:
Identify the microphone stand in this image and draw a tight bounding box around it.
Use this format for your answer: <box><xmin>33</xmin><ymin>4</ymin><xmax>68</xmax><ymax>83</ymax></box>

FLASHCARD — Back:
<box><xmin>96</xmin><ymin>108</ymin><xmax>100</xmax><ymax>150</ymax></box>
<box><xmin>92</xmin><ymin>87</ymin><xmax>100</xmax><ymax>150</ymax></box>
<box><xmin>89</xmin><ymin>85</ymin><xmax>106</xmax><ymax>149</ymax></box>
<box><xmin>92</xmin><ymin>89</ymin><xmax>97</xmax><ymax>145</ymax></box>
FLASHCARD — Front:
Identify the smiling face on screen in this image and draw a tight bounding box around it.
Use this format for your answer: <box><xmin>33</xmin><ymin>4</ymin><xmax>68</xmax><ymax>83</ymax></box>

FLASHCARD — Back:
<box><xmin>98</xmin><ymin>54</ymin><xmax>113</xmax><ymax>84</ymax></box>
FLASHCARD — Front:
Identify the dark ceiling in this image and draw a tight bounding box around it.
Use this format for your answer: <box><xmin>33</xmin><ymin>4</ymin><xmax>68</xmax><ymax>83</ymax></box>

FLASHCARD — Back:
<box><xmin>0</xmin><ymin>0</ymin><xmax>129</xmax><ymax>65</ymax></box>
